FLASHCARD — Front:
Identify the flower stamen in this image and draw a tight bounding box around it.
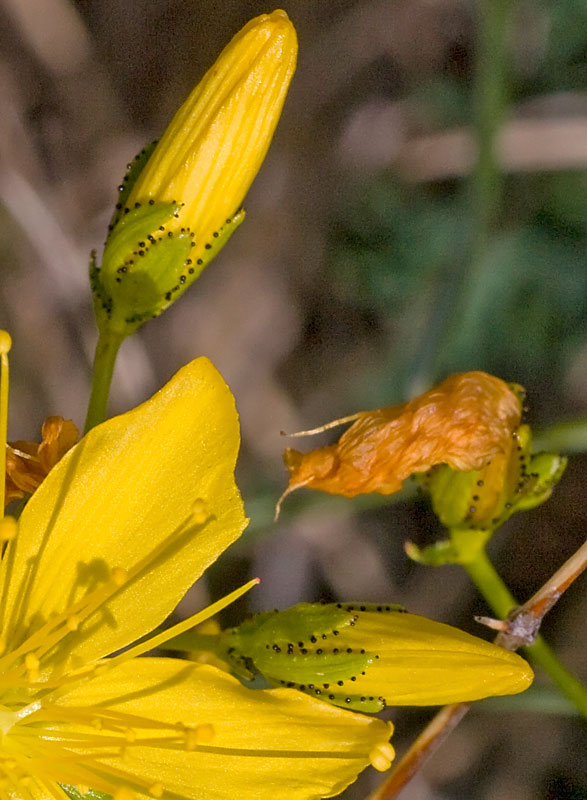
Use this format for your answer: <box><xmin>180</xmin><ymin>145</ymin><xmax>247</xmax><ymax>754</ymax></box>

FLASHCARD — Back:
<box><xmin>0</xmin><ymin>567</ymin><xmax>130</xmax><ymax>678</ymax></box>
<box><xmin>0</xmin><ymin>330</ymin><xmax>12</xmax><ymax>514</ymax></box>
<box><xmin>369</xmin><ymin>742</ymin><xmax>396</xmax><ymax>772</ymax></box>
<box><xmin>105</xmin><ymin>577</ymin><xmax>260</xmax><ymax>670</ymax></box>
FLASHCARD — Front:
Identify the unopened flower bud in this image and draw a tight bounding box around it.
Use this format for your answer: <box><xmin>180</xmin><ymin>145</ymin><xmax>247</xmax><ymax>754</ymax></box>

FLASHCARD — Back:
<box><xmin>218</xmin><ymin>602</ymin><xmax>533</xmax><ymax>710</ymax></box>
<box><xmin>92</xmin><ymin>10</ymin><xmax>297</xmax><ymax>336</ymax></box>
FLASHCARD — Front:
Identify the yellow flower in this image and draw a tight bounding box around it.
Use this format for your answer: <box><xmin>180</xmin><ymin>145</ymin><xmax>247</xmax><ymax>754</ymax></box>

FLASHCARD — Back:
<box><xmin>277</xmin><ymin>371</ymin><xmax>523</xmax><ymax>515</ymax></box>
<box><xmin>92</xmin><ymin>10</ymin><xmax>297</xmax><ymax>335</ymax></box>
<box><xmin>0</xmin><ymin>356</ymin><xmax>393</xmax><ymax>799</ymax></box>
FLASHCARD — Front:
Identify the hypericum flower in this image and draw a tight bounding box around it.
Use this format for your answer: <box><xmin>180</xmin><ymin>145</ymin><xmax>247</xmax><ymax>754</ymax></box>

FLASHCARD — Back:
<box><xmin>0</xmin><ymin>351</ymin><xmax>393</xmax><ymax>798</ymax></box>
<box><xmin>277</xmin><ymin>371</ymin><xmax>523</xmax><ymax>515</ymax></box>
<box><xmin>5</xmin><ymin>416</ymin><xmax>78</xmax><ymax>505</ymax></box>
<box><xmin>218</xmin><ymin>602</ymin><xmax>533</xmax><ymax>710</ymax></box>
<box><xmin>91</xmin><ymin>10</ymin><xmax>297</xmax><ymax>335</ymax></box>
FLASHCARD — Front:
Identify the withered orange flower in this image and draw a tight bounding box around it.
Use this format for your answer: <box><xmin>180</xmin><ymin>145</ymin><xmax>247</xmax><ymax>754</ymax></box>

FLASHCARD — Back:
<box><xmin>5</xmin><ymin>416</ymin><xmax>78</xmax><ymax>505</ymax></box>
<box><xmin>278</xmin><ymin>372</ymin><xmax>523</xmax><ymax>514</ymax></box>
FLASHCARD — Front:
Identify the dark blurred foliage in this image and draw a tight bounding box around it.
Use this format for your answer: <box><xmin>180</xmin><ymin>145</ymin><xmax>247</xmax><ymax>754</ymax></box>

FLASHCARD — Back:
<box><xmin>0</xmin><ymin>1</ymin><xmax>585</xmax><ymax>798</ymax></box>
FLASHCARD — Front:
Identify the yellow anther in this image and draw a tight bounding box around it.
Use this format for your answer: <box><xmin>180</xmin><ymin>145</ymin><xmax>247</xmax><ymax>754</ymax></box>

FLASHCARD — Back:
<box><xmin>148</xmin><ymin>783</ymin><xmax>164</xmax><ymax>798</ymax></box>
<box><xmin>124</xmin><ymin>727</ymin><xmax>137</xmax><ymax>743</ymax></box>
<box><xmin>195</xmin><ymin>722</ymin><xmax>215</xmax><ymax>743</ymax></box>
<box><xmin>184</xmin><ymin>729</ymin><xmax>198</xmax><ymax>751</ymax></box>
<box><xmin>184</xmin><ymin>722</ymin><xmax>215</xmax><ymax>750</ymax></box>
<box><xmin>0</xmin><ymin>517</ymin><xmax>17</xmax><ymax>542</ymax></box>
<box><xmin>0</xmin><ymin>332</ymin><xmax>10</xmax><ymax>513</ymax></box>
<box><xmin>28</xmin><ymin>670</ymin><xmax>39</xmax><ymax>683</ymax></box>
<box><xmin>76</xmin><ymin>786</ymin><xmax>89</xmax><ymax>796</ymax></box>
<box><xmin>114</xmin><ymin>789</ymin><xmax>134</xmax><ymax>800</ymax></box>
<box><xmin>191</xmin><ymin>498</ymin><xmax>210</xmax><ymax>524</ymax></box>
<box><xmin>24</xmin><ymin>653</ymin><xmax>39</xmax><ymax>672</ymax></box>
<box><xmin>0</xmin><ymin>332</ymin><xmax>11</xmax><ymax>355</ymax></box>
<box><xmin>369</xmin><ymin>742</ymin><xmax>395</xmax><ymax>772</ymax></box>
<box><xmin>66</xmin><ymin>614</ymin><xmax>80</xmax><ymax>631</ymax></box>
<box><xmin>110</xmin><ymin>567</ymin><xmax>129</xmax><ymax>586</ymax></box>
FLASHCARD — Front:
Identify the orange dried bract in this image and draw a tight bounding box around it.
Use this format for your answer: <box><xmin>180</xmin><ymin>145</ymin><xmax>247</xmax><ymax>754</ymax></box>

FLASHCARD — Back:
<box><xmin>5</xmin><ymin>416</ymin><xmax>78</xmax><ymax>506</ymax></box>
<box><xmin>281</xmin><ymin>372</ymin><xmax>523</xmax><ymax>503</ymax></box>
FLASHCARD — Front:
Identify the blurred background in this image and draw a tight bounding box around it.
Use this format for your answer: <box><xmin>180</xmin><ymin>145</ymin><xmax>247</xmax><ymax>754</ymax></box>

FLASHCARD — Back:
<box><xmin>0</xmin><ymin>0</ymin><xmax>585</xmax><ymax>798</ymax></box>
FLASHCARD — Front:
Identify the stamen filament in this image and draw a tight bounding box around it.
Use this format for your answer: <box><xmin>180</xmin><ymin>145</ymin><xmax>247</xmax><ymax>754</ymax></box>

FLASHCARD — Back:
<box><xmin>39</xmin><ymin>578</ymin><xmax>260</xmax><ymax>708</ymax></box>
<box><xmin>1</xmin><ymin>508</ymin><xmax>221</xmax><ymax>683</ymax></box>
<box><xmin>105</xmin><ymin>577</ymin><xmax>260</xmax><ymax>669</ymax></box>
<box><xmin>29</xmin><ymin>705</ymin><xmax>184</xmax><ymax>733</ymax></box>
<box><xmin>281</xmin><ymin>413</ymin><xmax>362</xmax><ymax>438</ymax></box>
<box><xmin>39</xmin><ymin>779</ymin><xmax>70</xmax><ymax>800</ymax></box>
<box><xmin>5</xmin><ymin>741</ymin><xmax>120</xmax><ymax>797</ymax></box>
<box><xmin>13</xmin><ymin>701</ymin><xmax>41</xmax><ymax>722</ymax></box>
<box><xmin>31</xmin><ymin>508</ymin><xmax>215</xmax><ymax>668</ymax></box>
<box><xmin>0</xmin><ymin>570</ymin><xmax>130</xmax><ymax>677</ymax></box>
<box><xmin>0</xmin><ymin>330</ymin><xmax>12</xmax><ymax>515</ymax></box>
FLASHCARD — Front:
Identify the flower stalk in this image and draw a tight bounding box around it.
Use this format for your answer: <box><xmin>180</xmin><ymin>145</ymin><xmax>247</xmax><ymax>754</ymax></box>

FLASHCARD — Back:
<box><xmin>84</xmin><ymin>329</ymin><xmax>124</xmax><ymax>434</ymax></box>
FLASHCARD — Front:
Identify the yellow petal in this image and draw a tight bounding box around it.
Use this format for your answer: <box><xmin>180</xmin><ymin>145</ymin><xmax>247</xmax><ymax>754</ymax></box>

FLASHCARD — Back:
<box><xmin>129</xmin><ymin>10</ymin><xmax>297</xmax><ymax>244</ymax></box>
<box><xmin>1</xmin><ymin>358</ymin><xmax>247</xmax><ymax>669</ymax></box>
<box><xmin>56</xmin><ymin>658</ymin><xmax>393</xmax><ymax>800</ymax></box>
<box><xmin>327</xmin><ymin>608</ymin><xmax>533</xmax><ymax>705</ymax></box>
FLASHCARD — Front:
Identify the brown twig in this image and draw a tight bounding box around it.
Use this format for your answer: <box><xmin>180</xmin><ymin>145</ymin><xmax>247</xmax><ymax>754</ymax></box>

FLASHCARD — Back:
<box><xmin>366</xmin><ymin>702</ymin><xmax>472</xmax><ymax>800</ymax></box>
<box><xmin>366</xmin><ymin>537</ymin><xmax>587</xmax><ymax>800</ymax></box>
<box><xmin>494</xmin><ymin>538</ymin><xmax>587</xmax><ymax>650</ymax></box>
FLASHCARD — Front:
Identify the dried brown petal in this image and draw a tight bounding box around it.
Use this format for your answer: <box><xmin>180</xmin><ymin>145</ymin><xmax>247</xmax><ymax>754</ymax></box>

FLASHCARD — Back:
<box><xmin>5</xmin><ymin>416</ymin><xmax>79</xmax><ymax>506</ymax></box>
<box><xmin>280</xmin><ymin>372</ymin><xmax>523</xmax><ymax>506</ymax></box>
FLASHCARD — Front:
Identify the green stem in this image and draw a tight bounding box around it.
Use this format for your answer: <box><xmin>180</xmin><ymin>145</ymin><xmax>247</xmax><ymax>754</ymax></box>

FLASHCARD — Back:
<box><xmin>533</xmin><ymin>417</ymin><xmax>587</xmax><ymax>455</ymax></box>
<box><xmin>442</xmin><ymin>0</ymin><xmax>513</xmax><ymax>362</ymax></box>
<box><xmin>84</xmin><ymin>330</ymin><xmax>125</xmax><ymax>434</ymax></box>
<box><xmin>470</xmin><ymin>0</ymin><xmax>511</xmax><ymax>258</ymax></box>
<box><xmin>463</xmin><ymin>546</ymin><xmax>587</xmax><ymax>719</ymax></box>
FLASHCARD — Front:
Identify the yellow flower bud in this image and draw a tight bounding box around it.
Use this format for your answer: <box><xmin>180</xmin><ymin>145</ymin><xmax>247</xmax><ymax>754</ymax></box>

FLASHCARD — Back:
<box><xmin>92</xmin><ymin>10</ymin><xmax>297</xmax><ymax>335</ymax></box>
<box><xmin>219</xmin><ymin>602</ymin><xmax>533</xmax><ymax>710</ymax></box>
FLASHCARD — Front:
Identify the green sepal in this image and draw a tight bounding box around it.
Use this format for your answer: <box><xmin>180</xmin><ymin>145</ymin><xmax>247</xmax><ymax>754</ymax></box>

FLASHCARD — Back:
<box><xmin>60</xmin><ymin>786</ymin><xmax>112</xmax><ymax>800</ymax></box>
<box><xmin>219</xmin><ymin>603</ymin><xmax>388</xmax><ymax>712</ymax></box>
<box><xmin>91</xmin><ymin>203</ymin><xmax>245</xmax><ymax>337</ymax></box>
<box><xmin>515</xmin><ymin>452</ymin><xmax>567</xmax><ymax>513</ymax></box>
<box><xmin>189</xmin><ymin>206</ymin><xmax>246</xmax><ymax>284</ymax></box>
<box><xmin>109</xmin><ymin>140</ymin><xmax>158</xmax><ymax>229</ymax></box>
<box><xmin>406</xmin><ymin>528</ymin><xmax>493</xmax><ymax>566</ymax></box>
<box><xmin>423</xmin><ymin>467</ymin><xmax>487</xmax><ymax>530</ymax></box>
<box><xmin>104</xmin><ymin>201</ymin><xmax>179</xmax><ymax>270</ymax></box>
<box><xmin>405</xmin><ymin>539</ymin><xmax>461</xmax><ymax>566</ymax></box>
